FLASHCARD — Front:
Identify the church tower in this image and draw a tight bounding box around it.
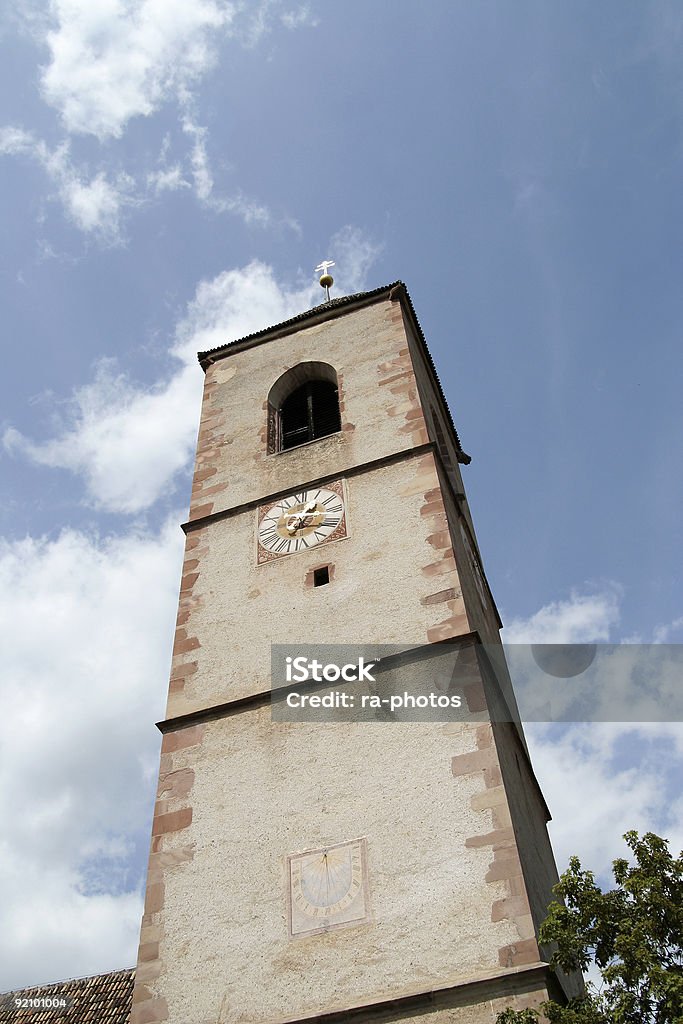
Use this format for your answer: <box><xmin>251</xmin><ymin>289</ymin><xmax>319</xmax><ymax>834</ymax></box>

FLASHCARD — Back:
<box><xmin>131</xmin><ymin>282</ymin><xmax>580</xmax><ymax>1023</ymax></box>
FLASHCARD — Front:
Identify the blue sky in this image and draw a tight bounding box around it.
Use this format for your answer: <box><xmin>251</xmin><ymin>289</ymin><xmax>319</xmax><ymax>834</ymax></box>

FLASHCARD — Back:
<box><xmin>0</xmin><ymin>0</ymin><xmax>681</xmax><ymax>991</ymax></box>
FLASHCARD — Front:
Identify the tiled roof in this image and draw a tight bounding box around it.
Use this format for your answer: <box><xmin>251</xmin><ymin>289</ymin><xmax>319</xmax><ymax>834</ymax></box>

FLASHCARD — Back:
<box><xmin>0</xmin><ymin>968</ymin><xmax>134</xmax><ymax>1024</ymax></box>
<box><xmin>197</xmin><ymin>281</ymin><xmax>471</xmax><ymax>464</ymax></box>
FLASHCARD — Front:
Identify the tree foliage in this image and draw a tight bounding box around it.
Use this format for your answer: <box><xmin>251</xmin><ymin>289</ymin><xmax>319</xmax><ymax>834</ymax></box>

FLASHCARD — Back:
<box><xmin>496</xmin><ymin>831</ymin><xmax>683</xmax><ymax>1024</ymax></box>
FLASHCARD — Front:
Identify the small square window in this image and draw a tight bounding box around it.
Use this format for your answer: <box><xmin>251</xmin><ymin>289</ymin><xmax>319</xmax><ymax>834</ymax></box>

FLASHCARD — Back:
<box><xmin>313</xmin><ymin>566</ymin><xmax>330</xmax><ymax>588</ymax></box>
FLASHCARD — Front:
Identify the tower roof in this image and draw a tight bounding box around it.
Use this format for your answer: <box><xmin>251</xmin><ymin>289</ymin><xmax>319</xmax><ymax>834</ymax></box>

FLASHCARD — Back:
<box><xmin>197</xmin><ymin>281</ymin><xmax>471</xmax><ymax>464</ymax></box>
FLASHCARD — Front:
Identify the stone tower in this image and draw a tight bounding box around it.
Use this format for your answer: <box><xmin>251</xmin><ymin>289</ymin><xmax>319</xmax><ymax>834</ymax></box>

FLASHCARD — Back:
<box><xmin>131</xmin><ymin>283</ymin><xmax>579</xmax><ymax>1024</ymax></box>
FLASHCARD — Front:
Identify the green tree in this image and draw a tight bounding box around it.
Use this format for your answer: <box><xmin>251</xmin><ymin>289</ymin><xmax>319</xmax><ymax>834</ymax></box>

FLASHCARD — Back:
<box><xmin>496</xmin><ymin>831</ymin><xmax>683</xmax><ymax>1024</ymax></box>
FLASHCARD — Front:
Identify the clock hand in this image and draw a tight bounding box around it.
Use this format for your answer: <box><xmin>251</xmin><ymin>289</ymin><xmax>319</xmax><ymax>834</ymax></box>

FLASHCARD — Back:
<box><xmin>285</xmin><ymin>502</ymin><xmax>321</xmax><ymax>535</ymax></box>
<box><xmin>285</xmin><ymin>514</ymin><xmax>302</xmax><ymax>534</ymax></box>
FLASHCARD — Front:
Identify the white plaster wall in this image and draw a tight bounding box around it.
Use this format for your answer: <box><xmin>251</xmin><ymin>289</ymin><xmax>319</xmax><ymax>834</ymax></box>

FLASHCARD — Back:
<box><xmin>158</xmin><ymin>712</ymin><xmax>523</xmax><ymax>1024</ymax></box>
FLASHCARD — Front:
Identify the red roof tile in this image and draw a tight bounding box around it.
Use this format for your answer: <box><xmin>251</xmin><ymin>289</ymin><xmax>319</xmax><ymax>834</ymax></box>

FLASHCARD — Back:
<box><xmin>0</xmin><ymin>968</ymin><xmax>134</xmax><ymax>1024</ymax></box>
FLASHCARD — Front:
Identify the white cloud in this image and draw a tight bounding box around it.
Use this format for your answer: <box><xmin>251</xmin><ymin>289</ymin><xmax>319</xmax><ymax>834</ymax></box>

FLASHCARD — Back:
<box><xmin>146</xmin><ymin>163</ymin><xmax>190</xmax><ymax>194</ymax></box>
<box><xmin>181</xmin><ymin>108</ymin><xmax>214</xmax><ymax>203</ymax></box>
<box><xmin>653</xmin><ymin>614</ymin><xmax>683</xmax><ymax>643</ymax></box>
<box><xmin>37</xmin><ymin>0</ymin><xmax>313</xmax><ymax>141</ymax></box>
<box><xmin>4</xmin><ymin>361</ymin><xmax>201</xmax><ymax>513</ymax></box>
<box><xmin>529</xmin><ymin>721</ymin><xmax>683</xmax><ymax>882</ymax></box>
<box><xmin>504</xmin><ymin>585</ymin><xmax>621</xmax><ymax>643</ymax></box>
<box><xmin>56</xmin><ymin>164</ymin><xmax>135</xmax><ymax>238</ymax></box>
<box><xmin>0</xmin><ymin>127</ymin><xmax>135</xmax><ymax>243</ymax></box>
<box><xmin>217</xmin><ymin>189</ymin><xmax>273</xmax><ymax>226</ymax></box>
<box><xmin>0</xmin><ymin>125</ymin><xmax>35</xmax><ymax>154</ymax></box>
<box><xmin>0</xmin><ymin>520</ymin><xmax>184</xmax><ymax>988</ymax></box>
<box><xmin>3</xmin><ymin>237</ymin><xmax>380</xmax><ymax>512</ymax></box>
<box><xmin>40</xmin><ymin>0</ymin><xmax>236</xmax><ymax>140</ymax></box>
<box><xmin>281</xmin><ymin>5</ymin><xmax>319</xmax><ymax>30</ymax></box>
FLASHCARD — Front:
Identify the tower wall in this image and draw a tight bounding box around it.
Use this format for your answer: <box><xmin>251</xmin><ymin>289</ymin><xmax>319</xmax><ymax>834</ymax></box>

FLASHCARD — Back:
<box><xmin>132</xmin><ymin>285</ymin><xmax>578</xmax><ymax>1024</ymax></box>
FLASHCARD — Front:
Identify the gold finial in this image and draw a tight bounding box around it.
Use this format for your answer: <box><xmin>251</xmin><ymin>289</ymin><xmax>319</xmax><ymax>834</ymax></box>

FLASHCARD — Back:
<box><xmin>315</xmin><ymin>259</ymin><xmax>335</xmax><ymax>301</ymax></box>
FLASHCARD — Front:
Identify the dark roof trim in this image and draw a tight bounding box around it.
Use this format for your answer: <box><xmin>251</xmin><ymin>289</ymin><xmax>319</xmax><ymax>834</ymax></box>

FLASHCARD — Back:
<box><xmin>197</xmin><ymin>281</ymin><xmax>471</xmax><ymax>464</ymax></box>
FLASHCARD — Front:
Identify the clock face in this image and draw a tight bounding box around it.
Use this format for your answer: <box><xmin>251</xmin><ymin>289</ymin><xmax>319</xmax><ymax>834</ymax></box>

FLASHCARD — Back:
<box><xmin>287</xmin><ymin>838</ymin><xmax>370</xmax><ymax>938</ymax></box>
<box><xmin>257</xmin><ymin>482</ymin><xmax>346</xmax><ymax>562</ymax></box>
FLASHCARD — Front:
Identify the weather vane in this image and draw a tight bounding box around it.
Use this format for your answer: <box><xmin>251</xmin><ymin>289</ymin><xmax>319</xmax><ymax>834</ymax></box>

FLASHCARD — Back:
<box><xmin>315</xmin><ymin>259</ymin><xmax>335</xmax><ymax>301</ymax></box>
